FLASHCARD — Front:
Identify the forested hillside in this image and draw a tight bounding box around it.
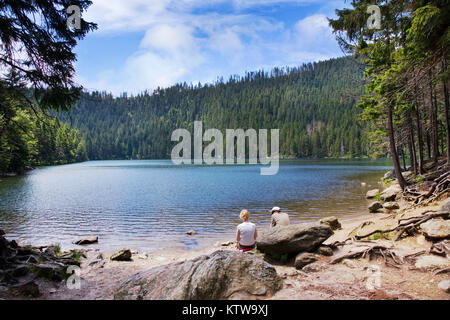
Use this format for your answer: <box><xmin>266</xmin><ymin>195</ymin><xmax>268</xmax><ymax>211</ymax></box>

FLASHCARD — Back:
<box><xmin>67</xmin><ymin>57</ymin><xmax>368</xmax><ymax>160</ymax></box>
<box><xmin>0</xmin><ymin>81</ymin><xmax>87</xmax><ymax>174</ymax></box>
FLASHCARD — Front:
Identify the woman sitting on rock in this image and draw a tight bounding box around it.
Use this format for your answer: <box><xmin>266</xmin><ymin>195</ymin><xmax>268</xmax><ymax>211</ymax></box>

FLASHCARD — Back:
<box><xmin>236</xmin><ymin>209</ymin><xmax>257</xmax><ymax>252</ymax></box>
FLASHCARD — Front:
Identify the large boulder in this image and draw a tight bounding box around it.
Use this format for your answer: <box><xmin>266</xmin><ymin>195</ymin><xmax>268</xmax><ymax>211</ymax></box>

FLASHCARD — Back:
<box><xmin>438</xmin><ymin>198</ymin><xmax>450</xmax><ymax>213</ymax></box>
<box><xmin>366</xmin><ymin>189</ymin><xmax>380</xmax><ymax>199</ymax></box>
<box><xmin>256</xmin><ymin>224</ymin><xmax>332</xmax><ymax>255</ymax></box>
<box><xmin>114</xmin><ymin>250</ymin><xmax>282</xmax><ymax>300</ymax></box>
<box><xmin>420</xmin><ymin>219</ymin><xmax>450</xmax><ymax>240</ymax></box>
<box><xmin>380</xmin><ymin>184</ymin><xmax>402</xmax><ymax>202</ymax></box>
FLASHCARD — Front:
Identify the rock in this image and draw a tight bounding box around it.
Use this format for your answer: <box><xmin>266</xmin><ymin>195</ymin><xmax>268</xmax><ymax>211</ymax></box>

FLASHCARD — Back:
<box><xmin>9</xmin><ymin>280</ymin><xmax>40</xmax><ymax>297</ymax></box>
<box><xmin>368</xmin><ymin>201</ymin><xmax>383</xmax><ymax>213</ymax></box>
<box><xmin>402</xmin><ymin>171</ymin><xmax>414</xmax><ymax>179</ymax></box>
<box><xmin>438</xmin><ymin>198</ymin><xmax>450</xmax><ymax>213</ymax></box>
<box><xmin>384</xmin><ymin>170</ymin><xmax>395</xmax><ymax>179</ymax></box>
<box><xmin>366</xmin><ymin>189</ymin><xmax>380</xmax><ymax>199</ymax></box>
<box><xmin>383</xmin><ymin>202</ymin><xmax>400</xmax><ymax>210</ymax></box>
<box><xmin>114</xmin><ymin>250</ymin><xmax>282</xmax><ymax>300</ymax></box>
<box><xmin>319</xmin><ymin>216</ymin><xmax>341</xmax><ymax>230</ymax></box>
<box><xmin>88</xmin><ymin>259</ymin><xmax>103</xmax><ymax>267</ymax></box>
<box><xmin>73</xmin><ymin>236</ymin><xmax>98</xmax><ymax>245</ymax></box>
<box><xmin>302</xmin><ymin>262</ymin><xmax>325</xmax><ymax>273</ymax></box>
<box><xmin>9</xmin><ymin>240</ymin><xmax>18</xmax><ymax>248</ymax></box>
<box><xmin>380</xmin><ymin>184</ymin><xmax>402</xmax><ymax>202</ymax></box>
<box><xmin>420</xmin><ymin>219</ymin><xmax>450</xmax><ymax>240</ymax></box>
<box><xmin>316</xmin><ymin>245</ymin><xmax>334</xmax><ymax>256</ymax></box>
<box><xmin>110</xmin><ymin>249</ymin><xmax>132</xmax><ymax>261</ymax></box>
<box><xmin>415</xmin><ymin>255</ymin><xmax>450</xmax><ymax>270</ymax></box>
<box><xmin>12</xmin><ymin>265</ymin><xmax>29</xmax><ymax>277</ymax></box>
<box><xmin>186</xmin><ymin>230</ymin><xmax>196</xmax><ymax>236</ymax></box>
<box><xmin>30</xmin><ymin>263</ymin><xmax>66</xmax><ymax>281</ymax></box>
<box><xmin>221</xmin><ymin>241</ymin><xmax>234</xmax><ymax>247</ymax></box>
<box><xmin>256</xmin><ymin>223</ymin><xmax>332</xmax><ymax>255</ymax></box>
<box><xmin>342</xmin><ymin>259</ymin><xmax>358</xmax><ymax>268</ymax></box>
<box><xmin>438</xmin><ymin>280</ymin><xmax>450</xmax><ymax>293</ymax></box>
<box><xmin>294</xmin><ymin>252</ymin><xmax>318</xmax><ymax>270</ymax></box>
<box><xmin>44</xmin><ymin>246</ymin><xmax>56</xmax><ymax>257</ymax></box>
<box><xmin>137</xmin><ymin>253</ymin><xmax>148</xmax><ymax>260</ymax></box>
<box><xmin>278</xmin><ymin>269</ymin><xmax>299</xmax><ymax>278</ymax></box>
<box><xmin>0</xmin><ymin>229</ymin><xmax>5</xmax><ymax>236</ymax></box>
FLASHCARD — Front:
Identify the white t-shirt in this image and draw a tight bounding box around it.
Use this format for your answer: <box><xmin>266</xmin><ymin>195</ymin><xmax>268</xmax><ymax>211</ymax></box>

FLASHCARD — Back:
<box><xmin>237</xmin><ymin>222</ymin><xmax>256</xmax><ymax>246</ymax></box>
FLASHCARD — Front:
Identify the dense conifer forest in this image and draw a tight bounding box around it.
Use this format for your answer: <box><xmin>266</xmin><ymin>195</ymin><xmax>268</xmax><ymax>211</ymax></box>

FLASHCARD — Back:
<box><xmin>66</xmin><ymin>57</ymin><xmax>369</xmax><ymax>160</ymax></box>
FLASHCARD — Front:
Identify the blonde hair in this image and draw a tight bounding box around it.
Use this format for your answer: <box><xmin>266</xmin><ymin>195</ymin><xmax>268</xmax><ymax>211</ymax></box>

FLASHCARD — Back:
<box><xmin>240</xmin><ymin>209</ymin><xmax>250</xmax><ymax>221</ymax></box>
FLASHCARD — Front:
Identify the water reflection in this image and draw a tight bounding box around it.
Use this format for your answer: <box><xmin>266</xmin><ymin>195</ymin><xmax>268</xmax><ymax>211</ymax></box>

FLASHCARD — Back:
<box><xmin>0</xmin><ymin>159</ymin><xmax>391</xmax><ymax>251</ymax></box>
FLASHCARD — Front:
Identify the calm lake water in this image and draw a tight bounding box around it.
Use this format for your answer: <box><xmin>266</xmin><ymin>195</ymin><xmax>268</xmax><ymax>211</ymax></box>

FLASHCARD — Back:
<box><xmin>0</xmin><ymin>160</ymin><xmax>392</xmax><ymax>252</ymax></box>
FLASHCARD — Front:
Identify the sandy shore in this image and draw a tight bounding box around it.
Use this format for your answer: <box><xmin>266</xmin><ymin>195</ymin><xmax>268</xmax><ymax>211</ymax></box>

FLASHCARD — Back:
<box><xmin>18</xmin><ymin>195</ymin><xmax>445</xmax><ymax>300</ymax></box>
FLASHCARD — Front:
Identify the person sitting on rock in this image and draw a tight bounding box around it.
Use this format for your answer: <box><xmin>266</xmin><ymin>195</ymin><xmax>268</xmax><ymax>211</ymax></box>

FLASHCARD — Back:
<box><xmin>236</xmin><ymin>209</ymin><xmax>257</xmax><ymax>252</ymax></box>
<box><xmin>270</xmin><ymin>206</ymin><xmax>290</xmax><ymax>228</ymax></box>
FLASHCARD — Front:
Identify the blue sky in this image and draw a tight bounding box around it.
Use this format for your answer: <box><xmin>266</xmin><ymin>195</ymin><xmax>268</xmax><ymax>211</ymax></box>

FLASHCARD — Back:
<box><xmin>75</xmin><ymin>0</ymin><xmax>350</xmax><ymax>95</ymax></box>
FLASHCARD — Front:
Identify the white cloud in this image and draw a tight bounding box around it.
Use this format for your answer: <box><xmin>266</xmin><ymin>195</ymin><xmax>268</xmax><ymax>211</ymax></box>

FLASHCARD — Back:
<box><xmin>78</xmin><ymin>0</ymin><xmax>345</xmax><ymax>95</ymax></box>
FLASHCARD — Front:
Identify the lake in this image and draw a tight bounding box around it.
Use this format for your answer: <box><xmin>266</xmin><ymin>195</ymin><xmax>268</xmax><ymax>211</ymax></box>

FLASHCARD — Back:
<box><xmin>0</xmin><ymin>159</ymin><xmax>392</xmax><ymax>252</ymax></box>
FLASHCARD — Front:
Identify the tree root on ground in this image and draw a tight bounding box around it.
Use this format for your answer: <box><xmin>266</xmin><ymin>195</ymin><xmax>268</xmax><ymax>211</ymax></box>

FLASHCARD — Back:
<box><xmin>403</xmin><ymin>171</ymin><xmax>450</xmax><ymax>205</ymax></box>
<box><xmin>332</xmin><ymin>211</ymin><xmax>447</xmax><ymax>245</ymax></box>
<box><xmin>330</xmin><ymin>245</ymin><xmax>404</xmax><ymax>267</ymax></box>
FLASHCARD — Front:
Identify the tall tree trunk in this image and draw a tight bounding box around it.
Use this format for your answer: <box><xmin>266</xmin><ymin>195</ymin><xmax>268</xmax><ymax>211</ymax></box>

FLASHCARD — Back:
<box><xmin>426</xmin><ymin>131</ymin><xmax>431</xmax><ymax>160</ymax></box>
<box><xmin>401</xmin><ymin>147</ymin><xmax>406</xmax><ymax>171</ymax></box>
<box><xmin>408</xmin><ymin>114</ymin><xmax>417</xmax><ymax>174</ymax></box>
<box><xmin>429</xmin><ymin>70</ymin><xmax>438</xmax><ymax>166</ymax></box>
<box><xmin>443</xmin><ymin>58</ymin><xmax>450</xmax><ymax>165</ymax></box>
<box><xmin>415</xmin><ymin>104</ymin><xmax>424</xmax><ymax>174</ymax></box>
<box><xmin>387</xmin><ymin>107</ymin><xmax>407</xmax><ymax>190</ymax></box>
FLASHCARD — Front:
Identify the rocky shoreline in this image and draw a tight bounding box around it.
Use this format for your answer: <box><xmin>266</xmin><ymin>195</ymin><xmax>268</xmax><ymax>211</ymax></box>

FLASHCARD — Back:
<box><xmin>1</xmin><ymin>167</ymin><xmax>449</xmax><ymax>300</ymax></box>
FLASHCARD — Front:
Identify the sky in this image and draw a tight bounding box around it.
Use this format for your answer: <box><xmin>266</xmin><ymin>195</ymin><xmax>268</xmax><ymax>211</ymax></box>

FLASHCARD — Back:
<box><xmin>74</xmin><ymin>0</ymin><xmax>350</xmax><ymax>96</ymax></box>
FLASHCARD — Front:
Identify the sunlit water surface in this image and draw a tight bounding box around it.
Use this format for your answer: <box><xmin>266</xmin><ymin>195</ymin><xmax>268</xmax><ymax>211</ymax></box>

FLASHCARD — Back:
<box><xmin>0</xmin><ymin>159</ymin><xmax>392</xmax><ymax>252</ymax></box>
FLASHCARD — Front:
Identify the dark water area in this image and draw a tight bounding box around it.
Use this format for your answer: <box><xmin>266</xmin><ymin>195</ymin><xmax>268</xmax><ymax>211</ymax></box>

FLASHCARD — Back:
<box><xmin>0</xmin><ymin>159</ymin><xmax>392</xmax><ymax>252</ymax></box>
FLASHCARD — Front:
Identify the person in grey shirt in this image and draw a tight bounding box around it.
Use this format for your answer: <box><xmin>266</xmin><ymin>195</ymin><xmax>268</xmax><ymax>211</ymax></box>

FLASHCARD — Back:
<box><xmin>270</xmin><ymin>206</ymin><xmax>290</xmax><ymax>228</ymax></box>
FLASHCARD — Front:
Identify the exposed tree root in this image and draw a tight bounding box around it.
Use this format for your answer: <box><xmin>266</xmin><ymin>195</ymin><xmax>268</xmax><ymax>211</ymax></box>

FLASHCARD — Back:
<box><xmin>330</xmin><ymin>245</ymin><xmax>403</xmax><ymax>267</ymax></box>
<box><xmin>403</xmin><ymin>170</ymin><xmax>450</xmax><ymax>205</ymax></box>
<box><xmin>332</xmin><ymin>211</ymin><xmax>447</xmax><ymax>245</ymax></box>
<box><xmin>430</xmin><ymin>240</ymin><xmax>450</xmax><ymax>257</ymax></box>
<box><xmin>433</xmin><ymin>267</ymin><xmax>450</xmax><ymax>275</ymax></box>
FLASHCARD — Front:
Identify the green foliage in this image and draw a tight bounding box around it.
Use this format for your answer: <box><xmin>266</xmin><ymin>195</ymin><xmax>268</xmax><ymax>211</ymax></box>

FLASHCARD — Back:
<box><xmin>66</xmin><ymin>57</ymin><xmax>370</xmax><ymax>160</ymax></box>
<box><xmin>0</xmin><ymin>81</ymin><xmax>88</xmax><ymax>174</ymax></box>
<box><xmin>0</xmin><ymin>0</ymin><xmax>97</xmax><ymax>111</ymax></box>
<box><xmin>70</xmin><ymin>250</ymin><xmax>84</xmax><ymax>263</ymax></box>
<box><xmin>329</xmin><ymin>0</ymin><xmax>450</xmax><ymax>182</ymax></box>
<box><xmin>413</xmin><ymin>175</ymin><xmax>425</xmax><ymax>184</ymax></box>
<box><xmin>374</xmin><ymin>192</ymin><xmax>382</xmax><ymax>201</ymax></box>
